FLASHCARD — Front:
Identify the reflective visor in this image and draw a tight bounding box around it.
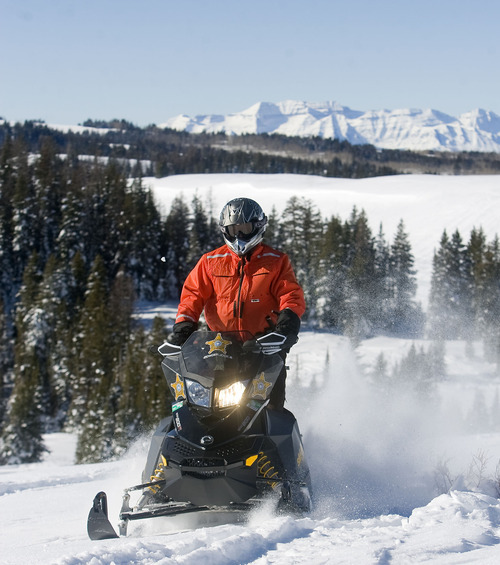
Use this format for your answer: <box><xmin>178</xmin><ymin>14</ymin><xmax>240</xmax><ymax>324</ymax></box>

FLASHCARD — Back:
<box><xmin>226</xmin><ymin>222</ymin><xmax>253</xmax><ymax>237</ymax></box>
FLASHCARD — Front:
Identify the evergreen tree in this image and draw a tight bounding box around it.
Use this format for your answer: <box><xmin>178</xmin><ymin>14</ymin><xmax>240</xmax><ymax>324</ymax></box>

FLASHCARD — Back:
<box><xmin>387</xmin><ymin>219</ymin><xmax>421</xmax><ymax>336</ymax></box>
<box><xmin>0</xmin><ymin>298</ymin><xmax>10</xmax><ymax>427</ymax></box>
<box><xmin>279</xmin><ymin>196</ymin><xmax>303</xmax><ymax>266</ymax></box>
<box><xmin>0</xmin><ymin>134</ymin><xmax>17</xmax><ymax>317</ymax></box>
<box><xmin>428</xmin><ymin>230</ymin><xmax>473</xmax><ymax>340</ymax></box>
<box><xmin>0</xmin><ymin>254</ymin><xmax>47</xmax><ymax>464</ymax></box>
<box><xmin>0</xmin><ymin>356</ymin><xmax>47</xmax><ymax>464</ymax></box>
<box><xmin>163</xmin><ymin>196</ymin><xmax>191</xmax><ymax>299</ymax></box>
<box><xmin>73</xmin><ymin>161</ymin><xmax>114</xmax><ymax>271</ymax></box>
<box><xmin>73</xmin><ymin>256</ymin><xmax>116</xmax><ymax>462</ymax></box>
<box><xmin>391</xmin><ymin>343</ymin><xmax>441</xmax><ymax>400</ymax></box>
<box><xmin>108</xmin><ymin>266</ymin><xmax>136</xmax><ymax>343</ymax></box>
<box><xmin>480</xmin><ymin>236</ymin><xmax>500</xmax><ymax>366</ymax></box>
<box><xmin>395</xmin><ymin>343</ymin><xmax>420</xmax><ymax>384</ymax></box>
<box><xmin>428</xmin><ymin>231</ymin><xmax>451</xmax><ymax>340</ymax></box>
<box><xmin>34</xmin><ymin>138</ymin><xmax>63</xmax><ymax>262</ymax></box>
<box><xmin>299</xmin><ymin>199</ymin><xmax>323</xmax><ymax>323</ymax></box>
<box><xmin>56</xmin><ymin>166</ymin><xmax>87</xmax><ymax>264</ymax></box>
<box><xmin>280</xmin><ymin>197</ymin><xmax>323</xmax><ymax>322</ymax></box>
<box><xmin>467</xmin><ymin>227</ymin><xmax>487</xmax><ymax>333</ymax></box>
<box><xmin>371</xmin><ymin>351</ymin><xmax>391</xmax><ymax>397</ymax></box>
<box><xmin>142</xmin><ymin>316</ymin><xmax>171</xmax><ymax>426</ymax></box>
<box><xmin>68</xmin><ymin>251</ymin><xmax>88</xmax><ymax>317</ymax></box>
<box><xmin>264</xmin><ymin>205</ymin><xmax>280</xmax><ymax>248</ymax></box>
<box><xmin>373</xmin><ymin>223</ymin><xmax>391</xmax><ymax>332</ymax></box>
<box><xmin>112</xmin><ymin>326</ymin><xmax>147</xmax><ymax>455</ymax></box>
<box><xmin>31</xmin><ymin>255</ymin><xmax>64</xmax><ymax>428</ymax></box>
<box><xmin>449</xmin><ymin>229</ymin><xmax>475</xmax><ymax>336</ymax></box>
<box><xmin>344</xmin><ymin>208</ymin><xmax>377</xmax><ymax>341</ymax></box>
<box><xmin>425</xmin><ymin>340</ymin><xmax>447</xmax><ymax>382</ymax></box>
<box><xmin>37</xmin><ymin>255</ymin><xmax>87</xmax><ymax>430</ymax></box>
<box><xmin>113</xmin><ymin>317</ymin><xmax>170</xmax><ymax>456</ymax></box>
<box><xmin>49</xmin><ymin>251</ymin><xmax>89</xmax><ymax>429</ymax></box>
<box><xmin>74</xmin><ymin>259</ymin><xmax>137</xmax><ymax>463</ymax></box>
<box><xmin>187</xmin><ymin>194</ymin><xmax>211</xmax><ymax>271</ymax></box>
<box><xmin>114</xmin><ymin>176</ymin><xmax>164</xmax><ymax>300</ymax></box>
<box><xmin>317</xmin><ymin>214</ymin><xmax>346</xmax><ymax>330</ymax></box>
<box><xmin>11</xmin><ymin>145</ymin><xmax>38</xmax><ymax>282</ymax></box>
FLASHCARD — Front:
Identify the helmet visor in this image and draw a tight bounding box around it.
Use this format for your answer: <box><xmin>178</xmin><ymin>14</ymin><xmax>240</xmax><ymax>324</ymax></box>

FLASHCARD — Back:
<box><xmin>226</xmin><ymin>222</ymin><xmax>254</xmax><ymax>237</ymax></box>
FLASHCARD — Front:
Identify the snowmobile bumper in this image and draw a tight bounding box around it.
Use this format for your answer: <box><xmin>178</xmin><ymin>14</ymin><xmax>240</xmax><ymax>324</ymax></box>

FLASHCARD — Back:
<box><xmin>87</xmin><ymin>484</ymin><xmax>251</xmax><ymax>540</ymax></box>
<box><xmin>87</xmin><ymin>468</ymin><xmax>311</xmax><ymax>540</ymax></box>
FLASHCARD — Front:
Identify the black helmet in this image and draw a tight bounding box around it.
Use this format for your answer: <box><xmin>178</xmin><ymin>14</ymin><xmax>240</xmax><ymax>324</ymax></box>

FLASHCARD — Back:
<box><xmin>219</xmin><ymin>197</ymin><xmax>268</xmax><ymax>256</ymax></box>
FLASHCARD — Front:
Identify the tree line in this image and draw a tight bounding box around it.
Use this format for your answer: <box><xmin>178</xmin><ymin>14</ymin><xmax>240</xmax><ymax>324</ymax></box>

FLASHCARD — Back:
<box><xmin>0</xmin><ymin>135</ymin><xmax>499</xmax><ymax>465</ymax></box>
<box><xmin>2</xmin><ymin>119</ymin><xmax>500</xmax><ymax>180</ymax></box>
<box><xmin>427</xmin><ymin>227</ymin><xmax>500</xmax><ymax>362</ymax></box>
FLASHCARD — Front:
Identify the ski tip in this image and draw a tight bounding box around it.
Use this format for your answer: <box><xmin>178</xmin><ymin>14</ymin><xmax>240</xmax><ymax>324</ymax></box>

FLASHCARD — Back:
<box><xmin>87</xmin><ymin>491</ymin><xmax>119</xmax><ymax>540</ymax></box>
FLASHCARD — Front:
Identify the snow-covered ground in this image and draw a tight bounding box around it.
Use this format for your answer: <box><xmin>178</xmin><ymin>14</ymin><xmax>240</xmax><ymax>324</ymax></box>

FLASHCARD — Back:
<box><xmin>1</xmin><ymin>332</ymin><xmax>500</xmax><ymax>564</ymax></box>
<box><xmin>2</xmin><ymin>173</ymin><xmax>500</xmax><ymax>564</ymax></box>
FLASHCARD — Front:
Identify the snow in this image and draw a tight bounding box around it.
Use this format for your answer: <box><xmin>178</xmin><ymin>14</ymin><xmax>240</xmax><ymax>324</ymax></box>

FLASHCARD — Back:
<box><xmin>2</xmin><ymin>334</ymin><xmax>500</xmax><ymax>564</ymax></box>
<box><xmin>2</xmin><ymin>172</ymin><xmax>500</xmax><ymax>564</ymax></box>
<box><xmin>160</xmin><ymin>100</ymin><xmax>500</xmax><ymax>153</ymax></box>
<box><xmin>144</xmin><ymin>172</ymin><xmax>500</xmax><ymax>305</ymax></box>
<box><xmin>33</xmin><ymin>122</ymin><xmax>114</xmax><ymax>135</ymax></box>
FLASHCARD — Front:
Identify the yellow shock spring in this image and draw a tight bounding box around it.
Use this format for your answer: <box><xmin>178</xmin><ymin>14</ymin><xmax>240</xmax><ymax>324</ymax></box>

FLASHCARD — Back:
<box><xmin>256</xmin><ymin>452</ymin><xmax>279</xmax><ymax>489</ymax></box>
<box><xmin>148</xmin><ymin>455</ymin><xmax>167</xmax><ymax>493</ymax></box>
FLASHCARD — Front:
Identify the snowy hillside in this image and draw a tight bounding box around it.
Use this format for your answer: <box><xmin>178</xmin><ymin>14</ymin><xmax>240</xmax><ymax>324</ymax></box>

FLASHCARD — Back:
<box><xmin>161</xmin><ymin>100</ymin><xmax>500</xmax><ymax>153</ymax></box>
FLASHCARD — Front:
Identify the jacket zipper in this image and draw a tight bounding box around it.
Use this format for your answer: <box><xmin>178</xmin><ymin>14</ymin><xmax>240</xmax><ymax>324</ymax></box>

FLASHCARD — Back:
<box><xmin>233</xmin><ymin>256</ymin><xmax>246</xmax><ymax>321</ymax></box>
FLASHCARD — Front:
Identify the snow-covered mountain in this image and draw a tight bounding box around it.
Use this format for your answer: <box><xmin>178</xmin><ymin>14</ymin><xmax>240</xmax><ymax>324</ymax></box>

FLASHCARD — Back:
<box><xmin>161</xmin><ymin>100</ymin><xmax>500</xmax><ymax>153</ymax></box>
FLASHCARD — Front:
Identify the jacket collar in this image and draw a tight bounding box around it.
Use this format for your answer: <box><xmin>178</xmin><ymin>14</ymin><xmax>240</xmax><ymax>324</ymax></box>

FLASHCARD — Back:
<box><xmin>225</xmin><ymin>242</ymin><xmax>265</xmax><ymax>260</ymax></box>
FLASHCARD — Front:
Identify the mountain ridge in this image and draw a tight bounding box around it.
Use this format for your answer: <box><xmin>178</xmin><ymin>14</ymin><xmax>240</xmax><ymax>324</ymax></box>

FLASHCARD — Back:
<box><xmin>160</xmin><ymin>100</ymin><xmax>500</xmax><ymax>153</ymax></box>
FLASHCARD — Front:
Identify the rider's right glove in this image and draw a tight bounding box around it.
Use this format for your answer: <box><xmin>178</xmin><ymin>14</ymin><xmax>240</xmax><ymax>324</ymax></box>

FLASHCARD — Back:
<box><xmin>167</xmin><ymin>321</ymin><xmax>197</xmax><ymax>346</ymax></box>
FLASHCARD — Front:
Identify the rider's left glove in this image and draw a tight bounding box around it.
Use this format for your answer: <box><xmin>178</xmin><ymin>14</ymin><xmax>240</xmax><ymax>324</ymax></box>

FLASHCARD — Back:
<box><xmin>274</xmin><ymin>309</ymin><xmax>301</xmax><ymax>350</ymax></box>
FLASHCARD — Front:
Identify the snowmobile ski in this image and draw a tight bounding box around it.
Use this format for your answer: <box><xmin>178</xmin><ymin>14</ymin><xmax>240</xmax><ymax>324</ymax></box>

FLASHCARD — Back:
<box><xmin>87</xmin><ymin>492</ymin><xmax>119</xmax><ymax>540</ymax></box>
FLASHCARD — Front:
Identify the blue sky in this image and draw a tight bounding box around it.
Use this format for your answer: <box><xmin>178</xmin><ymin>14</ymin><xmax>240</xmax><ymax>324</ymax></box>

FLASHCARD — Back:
<box><xmin>1</xmin><ymin>0</ymin><xmax>499</xmax><ymax>125</ymax></box>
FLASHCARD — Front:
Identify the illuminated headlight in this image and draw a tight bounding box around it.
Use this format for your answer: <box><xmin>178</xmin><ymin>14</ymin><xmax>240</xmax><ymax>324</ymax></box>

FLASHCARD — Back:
<box><xmin>216</xmin><ymin>381</ymin><xmax>247</xmax><ymax>409</ymax></box>
<box><xmin>185</xmin><ymin>379</ymin><xmax>211</xmax><ymax>408</ymax></box>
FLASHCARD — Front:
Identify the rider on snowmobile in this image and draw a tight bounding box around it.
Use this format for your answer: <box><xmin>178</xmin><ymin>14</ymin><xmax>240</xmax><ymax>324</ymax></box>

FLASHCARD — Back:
<box><xmin>168</xmin><ymin>197</ymin><xmax>305</xmax><ymax>409</ymax></box>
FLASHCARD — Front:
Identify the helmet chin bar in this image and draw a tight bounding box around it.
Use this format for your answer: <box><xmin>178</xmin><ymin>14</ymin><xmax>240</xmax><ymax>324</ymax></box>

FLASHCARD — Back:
<box><xmin>235</xmin><ymin>238</ymin><xmax>249</xmax><ymax>255</ymax></box>
<box><xmin>224</xmin><ymin>234</ymin><xmax>263</xmax><ymax>256</ymax></box>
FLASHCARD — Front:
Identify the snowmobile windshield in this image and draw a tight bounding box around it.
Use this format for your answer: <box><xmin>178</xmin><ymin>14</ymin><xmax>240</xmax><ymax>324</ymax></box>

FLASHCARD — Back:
<box><xmin>180</xmin><ymin>330</ymin><xmax>256</xmax><ymax>386</ymax></box>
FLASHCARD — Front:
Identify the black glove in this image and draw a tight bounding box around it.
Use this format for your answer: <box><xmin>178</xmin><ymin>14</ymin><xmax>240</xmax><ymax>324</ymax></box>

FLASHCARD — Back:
<box><xmin>167</xmin><ymin>321</ymin><xmax>197</xmax><ymax>346</ymax></box>
<box><xmin>275</xmin><ymin>309</ymin><xmax>301</xmax><ymax>348</ymax></box>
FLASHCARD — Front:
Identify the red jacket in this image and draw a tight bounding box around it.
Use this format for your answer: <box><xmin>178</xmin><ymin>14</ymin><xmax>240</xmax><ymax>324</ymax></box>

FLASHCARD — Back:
<box><xmin>175</xmin><ymin>243</ymin><xmax>305</xmax><ymax>336</ymax></box>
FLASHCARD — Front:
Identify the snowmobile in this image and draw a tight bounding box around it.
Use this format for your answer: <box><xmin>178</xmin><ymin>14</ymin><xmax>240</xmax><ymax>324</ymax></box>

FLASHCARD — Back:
<box><xmin>87</xmin><ymin>330</ymin><xmax>312</xmax><ymax>540</ymax></box>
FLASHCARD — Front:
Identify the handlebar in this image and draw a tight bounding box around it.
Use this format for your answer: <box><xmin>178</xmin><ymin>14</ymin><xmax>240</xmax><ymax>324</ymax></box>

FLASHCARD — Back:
<box><xmin>155</xmin><ymin>331</ymin><xmax>293</xmax><ymax>358</ymax></box>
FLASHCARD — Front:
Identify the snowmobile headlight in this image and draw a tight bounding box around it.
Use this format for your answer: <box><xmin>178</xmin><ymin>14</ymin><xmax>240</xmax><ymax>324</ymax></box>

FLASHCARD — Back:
<box><xmin>185</xmin><ymin>379</ymin><xmax>211</xmax><ymax>408</ymax></box>
<box><xmin>215</xmin><ymin>381</ymin><xmax>247</xmax><ymax>408</ymax></box>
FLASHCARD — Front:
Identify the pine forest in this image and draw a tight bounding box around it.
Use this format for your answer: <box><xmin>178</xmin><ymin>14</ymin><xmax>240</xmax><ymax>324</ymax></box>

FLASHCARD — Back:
<box><xmin>0</xmin><ymin>128</ymin><xmax>499</xmax><ymax>465</ymax></box>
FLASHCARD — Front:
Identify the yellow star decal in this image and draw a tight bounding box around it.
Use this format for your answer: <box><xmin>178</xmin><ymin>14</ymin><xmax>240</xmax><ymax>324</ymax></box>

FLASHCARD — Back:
<box><xmin>170</xmin><ymin>373</ymin><xmax>185</xmax><ymax>401</ymax></box>
<box><xmin>297</xmin><ymin>445</ymin><xmax>304</xmax><ymax>467</ymax></box>
<box><xmin>252</xmin><ymin>372</ymin><xmax>272</xmax><ymax>399</ymax></box>
<box><xmin>205</xmin><ymin>333</ymin><xmax>232</xmax><ymax>354</ymax></box>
